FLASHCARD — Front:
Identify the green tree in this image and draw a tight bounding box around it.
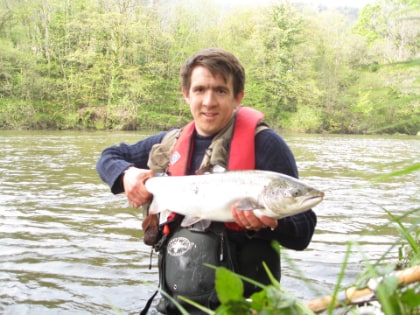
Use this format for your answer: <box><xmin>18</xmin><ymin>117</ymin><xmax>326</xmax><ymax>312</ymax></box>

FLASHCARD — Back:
<box><xmin>354</xmin><ymin>0</ymin><xmax>420</xmax><ymax>63</ymax></box>
<box><xmin>243</xmin><ymin>3</ymin><xmax>309</xmax><ymax>128</ymax></box>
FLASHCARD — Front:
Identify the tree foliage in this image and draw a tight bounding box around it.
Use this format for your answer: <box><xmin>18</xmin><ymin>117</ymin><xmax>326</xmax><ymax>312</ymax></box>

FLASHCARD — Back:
<box><xmin>0</xmin><ymin>0</ymin><xmax>419</xmax><ymax>134</ymax></box>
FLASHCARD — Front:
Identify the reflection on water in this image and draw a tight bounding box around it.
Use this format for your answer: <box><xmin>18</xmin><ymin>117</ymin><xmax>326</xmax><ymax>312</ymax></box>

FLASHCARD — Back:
<box><xmin>1</xmin><ymin>131</ymin><xmax>419</xmax><ymax>314</ymax></box>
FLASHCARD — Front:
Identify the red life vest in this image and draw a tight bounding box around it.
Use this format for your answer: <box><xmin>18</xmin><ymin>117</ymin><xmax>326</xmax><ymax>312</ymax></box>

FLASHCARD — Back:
<box><xmin>166</xmin><ymin>106</ymin><xmax>265</xmax><ymax>231</ymax></box>
<box><xmin>167</xmin><ymin>106</ymin><xmax>264</xmax><ymax>175</ymax></box>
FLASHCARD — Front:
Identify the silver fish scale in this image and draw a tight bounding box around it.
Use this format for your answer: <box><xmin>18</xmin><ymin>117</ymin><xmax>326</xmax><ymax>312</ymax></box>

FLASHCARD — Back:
<box><xmin>145</xmin><ymin>170</ymin><xmax>323</xmax><ymax>225</ymax></box>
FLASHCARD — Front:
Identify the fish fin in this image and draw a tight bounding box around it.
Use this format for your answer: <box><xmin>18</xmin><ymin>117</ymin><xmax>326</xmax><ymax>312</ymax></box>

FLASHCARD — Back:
<box><xmin>252</xmin><ymin>209</ymin><xmax>267</xmax><ymax>218</ymax></box>
<box><xmin>148</xmin><ymin>200</ymin><xmax>174</xmax><ymax>225</ymax></box>
<box><xmin>189</xmin><ymin>220</ymin><xmax>212</xmax><ymax>231</ymax></box>
<box><xmin>181</xmin><ymin>216</ymin><xmax>204</xmax><ymax>227</ymax></box>
<box><xmin>236</xmin><ymin>198</ymin><xmax>260</xmax><ymax>211</ymax></box>
<box><xmin>148</xmin><ymin>198</ymin><xmax>159</xmax><ymax>215</ymax></box>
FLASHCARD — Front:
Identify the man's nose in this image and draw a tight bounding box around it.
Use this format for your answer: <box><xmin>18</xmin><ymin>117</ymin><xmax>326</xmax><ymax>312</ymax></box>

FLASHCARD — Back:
<box><xmin>203</xmin><ymin>91</ymin><xmax>216</xmax><ymax>106</ymax></box>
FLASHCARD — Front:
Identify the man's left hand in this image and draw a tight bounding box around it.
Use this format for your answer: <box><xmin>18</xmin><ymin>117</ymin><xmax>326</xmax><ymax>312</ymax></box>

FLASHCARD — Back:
<box><xmin>231</xmin><ymin>203</ymin><xmax>278</xmax><ymax>231</ymax></box>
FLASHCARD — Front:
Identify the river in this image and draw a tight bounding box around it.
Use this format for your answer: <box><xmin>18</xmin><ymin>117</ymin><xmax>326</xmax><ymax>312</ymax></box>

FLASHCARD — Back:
<box><xmin>0</xmin><ymin>131</ymin><xmax>418</xmax><ymax>315</ymax></box>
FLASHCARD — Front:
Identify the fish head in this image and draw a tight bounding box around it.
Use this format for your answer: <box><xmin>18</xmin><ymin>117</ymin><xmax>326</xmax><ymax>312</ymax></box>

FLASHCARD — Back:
<box><xmin>261</xmin><ymin>182</ymin><xmax>324</xmax><ymax>218</ymax></box>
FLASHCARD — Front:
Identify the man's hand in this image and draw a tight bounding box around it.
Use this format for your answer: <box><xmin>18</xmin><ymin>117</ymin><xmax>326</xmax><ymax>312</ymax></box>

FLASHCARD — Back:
<box><xmin>122</xmin><ymin>167</ymin><xmax>154</xmax><ymax>208</ymax></box>
<box><xmin>231</xmin><ymin>203</ymin><xmax>278</xmax><ymax>231</ymax></box>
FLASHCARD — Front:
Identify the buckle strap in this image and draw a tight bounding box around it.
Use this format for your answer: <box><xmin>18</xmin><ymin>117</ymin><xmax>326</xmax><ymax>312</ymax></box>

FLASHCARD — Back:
<box><xmin>139</xmin><ymin>290</ymin><xmax>158</xmax><ymax>315</ymax></box>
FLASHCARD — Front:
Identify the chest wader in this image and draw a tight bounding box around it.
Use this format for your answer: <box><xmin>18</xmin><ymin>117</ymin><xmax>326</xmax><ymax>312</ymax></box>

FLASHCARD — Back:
<box><xmin>155</xmin><ymin>223</ymin><xmax>234</xmax><ymax>315</ymax></box>
<box><xmin>153</xmin><ymin>225</ymin><xmax>281</xmax><ymax>315</ymax></box>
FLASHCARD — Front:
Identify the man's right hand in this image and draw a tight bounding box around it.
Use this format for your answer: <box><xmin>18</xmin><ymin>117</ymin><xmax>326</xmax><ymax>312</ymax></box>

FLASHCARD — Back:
<box><xmin>122</xmin><ymin>167</ymin><xmax>154</xmax><ymax>208</ymax></box>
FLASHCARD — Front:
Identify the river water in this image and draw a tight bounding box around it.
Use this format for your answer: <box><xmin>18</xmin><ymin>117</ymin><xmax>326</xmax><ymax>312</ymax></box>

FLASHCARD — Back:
<box><xmin>0</xmin><ymin>131</ymin><xmax>418</xmax><ymax>315</ymax></box>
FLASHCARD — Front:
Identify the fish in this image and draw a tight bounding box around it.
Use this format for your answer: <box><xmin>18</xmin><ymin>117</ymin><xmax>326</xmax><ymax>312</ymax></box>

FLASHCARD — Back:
<box><xmin>145</xmin><ymin>170</ymin><xmax>324</xmax><ymax>227</ymax></box>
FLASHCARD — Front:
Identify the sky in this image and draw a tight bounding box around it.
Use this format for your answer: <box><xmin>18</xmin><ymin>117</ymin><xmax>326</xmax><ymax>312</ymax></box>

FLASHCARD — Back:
<box><xmin>295</xmin><ymin>0</ymin><xmax>375</xmax><ymax>8</ymax></box>
<box><xmin>214</xmin><ymin>0</ymin><xmax>376</xmax><ymax>9</ymax></box>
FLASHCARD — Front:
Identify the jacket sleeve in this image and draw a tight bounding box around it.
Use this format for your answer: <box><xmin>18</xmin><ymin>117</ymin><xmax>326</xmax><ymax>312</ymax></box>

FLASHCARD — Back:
<box><xmin>96</xmin><ymin>132</ymin><xmax>166</xmax><ymax>194</ymax></box>
<box><xmin>254</xmin><ymin>129</ymin><xmax>317</xmax><ymax>250</ymax></box>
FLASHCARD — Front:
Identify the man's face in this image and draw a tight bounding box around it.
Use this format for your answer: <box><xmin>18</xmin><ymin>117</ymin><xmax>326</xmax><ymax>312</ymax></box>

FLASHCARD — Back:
<box><xmin>183</xmin><ymin>66</ymin><xmax>244</xmax><ymax>137</ymax></box>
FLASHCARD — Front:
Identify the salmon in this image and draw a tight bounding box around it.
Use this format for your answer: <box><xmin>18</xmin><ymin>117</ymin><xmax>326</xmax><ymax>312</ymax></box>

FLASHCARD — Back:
<box><xmin>145</xmin><ymin>170</ymin><xmax>324</xmax><ymax>227</ymax></box>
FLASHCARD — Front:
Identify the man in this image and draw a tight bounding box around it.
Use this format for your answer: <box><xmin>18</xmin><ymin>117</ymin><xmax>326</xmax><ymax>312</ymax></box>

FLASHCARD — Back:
<box><xmin>96</xmin><ymin>48</ymin><xmax>317</xmax><ymax>314</ymax></box>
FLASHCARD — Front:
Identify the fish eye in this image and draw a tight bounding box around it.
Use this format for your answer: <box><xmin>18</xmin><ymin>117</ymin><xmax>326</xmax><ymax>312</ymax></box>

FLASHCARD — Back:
<box><xmin>289</xmin><ymin>188</ymin><xmax>301</xmax><ymax>197</ymax></box>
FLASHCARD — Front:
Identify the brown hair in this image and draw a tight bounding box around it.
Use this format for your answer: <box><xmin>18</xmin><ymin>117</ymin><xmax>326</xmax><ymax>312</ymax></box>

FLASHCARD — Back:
<box><xmin>180</xmin><ymin>48</ymin><xmax>245</xmax><ymax>97</ymax></box>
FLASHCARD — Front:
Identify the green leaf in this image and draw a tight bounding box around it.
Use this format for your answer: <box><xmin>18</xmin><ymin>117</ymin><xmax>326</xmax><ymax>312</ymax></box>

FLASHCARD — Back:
<box><xmin>383</xmin><ymin>207</ymin><xmax>420</xmax><ymax>256</ymax></box>
<box><xmin>249</xmin><ymin>289</ymin><xmax>267</xmax><ymax>311</ymax></box>
<box><xmin>214</xmin><ymin>300</ymin><xmax>251</xmax><ymax>315</ymax></box>
<box><xmin>401</xmin><ymin>287</ymin><xmax>420</xmax><ymax>308</ymax></box>
<box><xmin>215</xmin><ymin>267</ymin><xmax>244</xmax><ymax>304</ymax></box>
<box><xmin>376</xmin><ymin>276</ymin><xmax>402</xmax><ymax>315</ymax></box>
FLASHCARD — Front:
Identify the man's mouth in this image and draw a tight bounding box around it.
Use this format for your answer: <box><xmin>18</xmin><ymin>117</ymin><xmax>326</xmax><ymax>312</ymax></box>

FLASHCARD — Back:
<box><xmin>202</xmin><ymin>112</ymin><xmax>218</xmax><ymax>118</ymax></box>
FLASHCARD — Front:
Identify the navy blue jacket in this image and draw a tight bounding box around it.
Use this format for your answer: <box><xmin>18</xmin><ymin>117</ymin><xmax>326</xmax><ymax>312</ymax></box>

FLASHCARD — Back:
<box><xmin>97</xmin><ymin>128</ymin><xmax>317</xmax><ymax>251</ymax></box>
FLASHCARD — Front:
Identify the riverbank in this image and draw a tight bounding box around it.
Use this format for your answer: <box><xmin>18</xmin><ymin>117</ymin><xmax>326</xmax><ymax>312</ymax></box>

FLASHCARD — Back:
<box><xmin>1</xmin><ymin>104</ymin><xmax>419</xmax><ymax>136</ymax></box>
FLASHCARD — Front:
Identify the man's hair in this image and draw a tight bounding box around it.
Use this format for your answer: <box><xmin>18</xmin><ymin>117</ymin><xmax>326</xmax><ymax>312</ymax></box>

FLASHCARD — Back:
<box><xmin>180</xmin><ymin>48</ymin><xmax>245</xmax><ymax>97</ymax></box>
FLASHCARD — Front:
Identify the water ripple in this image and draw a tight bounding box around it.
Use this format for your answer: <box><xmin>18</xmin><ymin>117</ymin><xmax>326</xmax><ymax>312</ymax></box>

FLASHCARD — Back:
<box><xmin>1</xmin><ymin>131</ymin><xmax>418</xmax><ymax>313</ymax></box>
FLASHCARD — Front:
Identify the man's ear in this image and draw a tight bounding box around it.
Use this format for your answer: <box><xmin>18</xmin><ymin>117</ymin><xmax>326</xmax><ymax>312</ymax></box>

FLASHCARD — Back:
<box><xmin>182</xmin><ymin>87</ymin><xmax>189</xmax><ymax>103</ymax></box>
<box><xmin>235</xmin><ymin>90</ymin><xmax>245</xmax><ymax>106</ymax></box>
